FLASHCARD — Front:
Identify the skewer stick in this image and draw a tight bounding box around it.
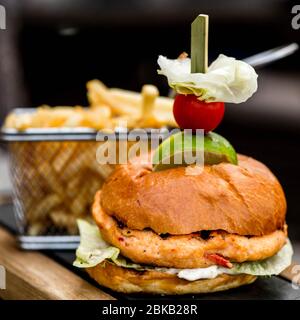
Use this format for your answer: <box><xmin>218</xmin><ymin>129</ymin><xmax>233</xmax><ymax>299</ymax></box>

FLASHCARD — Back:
<box><xmin>191</xmin><ymin>14</ymin><xmax>209</xmax><ymax>73</ymax></box>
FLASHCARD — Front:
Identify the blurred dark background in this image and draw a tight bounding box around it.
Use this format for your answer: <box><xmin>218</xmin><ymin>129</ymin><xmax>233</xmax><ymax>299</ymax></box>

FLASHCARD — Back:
<box><xmin>0</xmin><ymin>0</ymin><xmax>299</xmax><ymax>238</ymax></box>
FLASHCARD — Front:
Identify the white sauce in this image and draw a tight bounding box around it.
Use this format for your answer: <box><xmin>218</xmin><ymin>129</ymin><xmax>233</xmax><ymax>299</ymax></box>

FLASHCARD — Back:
<box><xmin>177</xmin><ymin>266</ymin><xmax>223</xmax><ymax>281</ymax></box>
<box><xmin>154</xmin><ymin>265</ymin><xmax>234</xmax><ymax>281</ymax></box>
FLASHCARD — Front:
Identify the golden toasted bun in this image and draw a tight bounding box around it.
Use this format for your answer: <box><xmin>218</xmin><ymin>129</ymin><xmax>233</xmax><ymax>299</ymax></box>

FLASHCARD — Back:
<box><xmin>86</xmin><ymin>261</ymin><xmax>257</xmax><ymax>294</ymax></box>
<box><xmin>93</xmin><ymin>190</ymin><xmax>287</xmax><ymax>268</ymax></box>
<box><xmin>100</xmin><ymin>155</ymin><xmax>286</xmax><ymax>236</ymax></box>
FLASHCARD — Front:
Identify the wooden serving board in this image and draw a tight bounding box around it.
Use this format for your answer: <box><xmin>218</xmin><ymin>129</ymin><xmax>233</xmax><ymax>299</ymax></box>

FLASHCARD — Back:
<box><xmin>0</xmin><ymin>226</ymin><xmax>114</xmax><ymax>300</ymax></box>
<box><xmin>0</xmin><ymin>204</ymin><xmax>299</xmax><ymax>300</ymax></box>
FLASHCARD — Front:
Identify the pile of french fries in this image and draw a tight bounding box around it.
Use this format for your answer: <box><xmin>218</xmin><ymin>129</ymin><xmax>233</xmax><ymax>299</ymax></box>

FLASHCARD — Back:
<box><xmin>5</xmin><ymin>80</ymin><xmax>176</xmax><ymax>130</ymax></box>
<box><xmin>6</xmin><ymin>80</ymin><xmax>174</xmax><ymax>235</ymax></box>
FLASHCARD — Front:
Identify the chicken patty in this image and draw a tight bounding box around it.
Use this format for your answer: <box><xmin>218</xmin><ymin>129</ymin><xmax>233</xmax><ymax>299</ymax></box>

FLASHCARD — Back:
<box><xmin>93</xmin><ymin>191</ymin><xmax>287</xmax><ymax>269</ymax></box>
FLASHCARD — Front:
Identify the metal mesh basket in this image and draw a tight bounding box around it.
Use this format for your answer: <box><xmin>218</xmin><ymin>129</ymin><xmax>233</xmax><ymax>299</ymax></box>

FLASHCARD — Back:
<box><xmin>1</xmin><ymin>109</ymin><xmax>167</xmax><ymax>249</ymax></box>
<box><xmin>9</xmin><ymin>140</ymin><xmax>112</xmax><ymax>237</ymax></box>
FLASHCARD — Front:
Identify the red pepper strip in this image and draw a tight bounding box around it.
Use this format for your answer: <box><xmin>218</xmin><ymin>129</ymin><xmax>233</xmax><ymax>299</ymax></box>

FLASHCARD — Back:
<box><xmin>205</xmin><ymin>253</ymin><xmax>233</xmax><ymax>268</ymax></box>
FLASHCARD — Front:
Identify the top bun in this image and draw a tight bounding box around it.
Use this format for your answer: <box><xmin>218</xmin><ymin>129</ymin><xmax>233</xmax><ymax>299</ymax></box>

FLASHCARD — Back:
<box><xmin>100</xmin><ymin>155</ymin><xmax>286</xmax><ymax>236</ymax></box>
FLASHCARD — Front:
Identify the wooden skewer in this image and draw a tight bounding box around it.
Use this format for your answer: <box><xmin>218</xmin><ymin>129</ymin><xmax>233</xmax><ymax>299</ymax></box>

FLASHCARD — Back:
<box><xmin>191</xmin><ymin>14</ymin><xmax>209</xmax><ymax>73</ymax></box>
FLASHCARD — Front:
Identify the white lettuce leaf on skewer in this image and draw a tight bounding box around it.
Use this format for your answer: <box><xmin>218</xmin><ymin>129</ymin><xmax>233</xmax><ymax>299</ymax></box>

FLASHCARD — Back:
<box><xmin>157</xmin><ymin>54</ymin><xmax>258</xmax><ymax>103</ymax></box>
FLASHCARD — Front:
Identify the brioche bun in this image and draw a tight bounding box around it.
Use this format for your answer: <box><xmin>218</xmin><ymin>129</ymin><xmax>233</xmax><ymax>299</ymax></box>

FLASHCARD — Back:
<box><xmin>86</xmin><ymin>261</ymin><xmax>257</xmax><ymax>295</ymax></box>
<box><xmin>100</xmin><ymin>155</ymin><xmax>286</xmax><ymax>236</ymax></box>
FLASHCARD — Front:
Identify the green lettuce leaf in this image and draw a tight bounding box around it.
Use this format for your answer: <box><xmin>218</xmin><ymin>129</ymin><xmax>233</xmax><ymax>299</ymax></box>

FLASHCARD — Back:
<box><xmin>73</xmin><ymin>219</ymin><xmax>147</xmax><ymax>269</ymax></box>
<box><xmin>73</xmin><ymin>219</ymin><xmax>120</xmax><ymax>268</ymax></box>
<box><xmin>227</xmin><ymin>239</ymin><xmax>293</xmax><ymax>276</ymax></box>
<box><xmin>111</xmin><ymin>256</ymin><xmax>148</xmax><ymax>270</ymax></box>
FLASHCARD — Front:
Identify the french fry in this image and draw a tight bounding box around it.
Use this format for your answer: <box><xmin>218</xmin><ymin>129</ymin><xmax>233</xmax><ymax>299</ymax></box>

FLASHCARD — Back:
<box><xmin>110</xmin><ymin>86</ymin><xmax>177</xmax><ymax>127</ymax></box>
<box><xmin>28</xmin><ymin>222</ymin><xmax>49</xmax><ymax>236</ymax></box>
<box><xmin>153</xmin><ymin>109</ymin><xmax>177</xmax><ymax>127</ymax></box>
<box><xmin>4</xmin><ymin>113</ymin><xmax>32</xmax><ymax>130</ymax></box>
<box><xmin>4</xmin><ymin>79</ymin><xmax>177</xmax><ymax>130</ymax></box>
<box><xmin>109</xmin><ymin>88</ymin><xmax>142</xmax><ymax>108</ymax></box>
<box><xmin>80</xmin><ymin>107</ymin><xmax>112</xmax><ymax>129</ymax></box>
<box><xmin>110</xmin><ymin>88</ymin><xmax>174</xmax><ymax>111</ymax></box>
<box><xmin>66</xmin><ymin>174</ymin><xmax>84</xmax><ymax>199</ymax></box>
<box><xmin>52</xmin><ymin>143</ymin><xmax>78</xmax><ymax>173</ymax></box>
<box><xmin>32</xmin><ymin>106</ymin><xmax>75</xmax><ymax>127</ymax></box>
<box><xmin>50</xmin><ymin>210</ymin><xmax>78</xmax><ymax>235</ymax></box>
<box><xmin>28</xmin><ymin>193</ymin><xmax>61</xmax><ymax>223</ymax></box>
<box><xmin>61</xmin><ymin>145</ymin><xmax>92</xmax><ymax>181</ymax></box>
<box><xmin>111</xmin><ymin>115</ymin><xmax>140</xmax><ymax>129</ymax></box>
<box><xmin>36</xmin><ymin>162</ymin><xmax>64</xmax><ymax>194</ymax></box>
<box><xmin>137</xmin><ymin>85</ymin><xmax>159</xmax><ymax>128</ymax></box>
<box><xmin>87</xmin><ymin>80</ymin><xmax>138</xmax><ymax>116</ymax></box>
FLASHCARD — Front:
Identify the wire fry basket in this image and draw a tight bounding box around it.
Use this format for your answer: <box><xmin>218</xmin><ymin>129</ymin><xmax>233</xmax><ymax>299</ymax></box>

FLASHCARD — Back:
<box><xmin>9</xmin><ymin>140</ymin><xmax>110</xmax><ymax>236</ymax></box>
<box><xmin>1</xmin><ymin>109</ymin><xmax>165</xmax><ymax>249</ymax></box>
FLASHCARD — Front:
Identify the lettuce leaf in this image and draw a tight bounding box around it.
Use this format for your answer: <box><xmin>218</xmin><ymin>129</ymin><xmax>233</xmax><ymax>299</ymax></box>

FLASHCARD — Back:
<box><xmin>226</xmin><ymin>239</ymin><xmax>293</xmax><ymax>276</ymax></box>
<box><xmin>73</xmin><ymin>219</ymin><xmax>147</xmax><ymax>269</ymax></box>
<box><xmin>157</xmin><ymin>54</ymin><xmax>258</xmax><ymax>103</ymax></box>
<box><xmin>74</xmin><ymin>220</ymin><xmax>293</xmax><ymax>280</ymax></box>
<box><xmin>73</xmin><ymin>219</ymin><xmax>120</xmax><ymax>268</ymax></box>
<box><xmin>111</xmin><ymin>255</ymin><xmax>148</xmax><ymax>270</ymax></box>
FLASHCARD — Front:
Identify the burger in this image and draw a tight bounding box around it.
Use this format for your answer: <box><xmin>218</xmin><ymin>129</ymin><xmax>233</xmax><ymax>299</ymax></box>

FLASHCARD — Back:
<box><xmin>74</xmin><ymin>154</ymin><xmax>292</xmax><ymax>295</ymax></box>
<box><xmin>74</xmin><ymin>15</ymin><xmax>293</xmax><ymax>295</ymax></box>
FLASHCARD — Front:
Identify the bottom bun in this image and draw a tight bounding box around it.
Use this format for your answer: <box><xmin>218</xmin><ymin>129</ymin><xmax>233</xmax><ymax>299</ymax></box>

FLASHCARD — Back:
<box><xmin>86</xmin><ymin>261</ymin><xmax>257</xmax><ymax>295</ymax></box>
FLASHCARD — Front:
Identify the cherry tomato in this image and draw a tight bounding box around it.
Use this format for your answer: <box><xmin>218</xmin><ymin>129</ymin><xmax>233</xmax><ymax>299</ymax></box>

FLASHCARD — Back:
<box><xmin>173</xmin><ymin>94</ymin><xmax>225</xmax><ymax>132</ymax></box>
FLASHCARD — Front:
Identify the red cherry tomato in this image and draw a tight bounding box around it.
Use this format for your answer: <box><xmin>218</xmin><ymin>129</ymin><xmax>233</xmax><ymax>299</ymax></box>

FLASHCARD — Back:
<box><xmin>173</xmin><ymin>94</ymin><xmax>225</xmax><ymax>132</ymax></box>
